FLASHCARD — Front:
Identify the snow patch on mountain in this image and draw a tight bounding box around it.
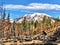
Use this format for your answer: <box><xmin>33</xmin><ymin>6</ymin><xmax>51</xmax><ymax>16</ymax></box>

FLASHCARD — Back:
<box><xmin>15</xmin><ymin>13</ymin><xmax>53</xmax><ymax>23</ymax></box>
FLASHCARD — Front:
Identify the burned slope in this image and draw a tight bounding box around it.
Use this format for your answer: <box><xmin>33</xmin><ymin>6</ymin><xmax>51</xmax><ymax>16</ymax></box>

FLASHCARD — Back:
<box><xmin>47</xmin><ymin>28</ymin><xmax>60</xmax><ymax>42</ymax></box>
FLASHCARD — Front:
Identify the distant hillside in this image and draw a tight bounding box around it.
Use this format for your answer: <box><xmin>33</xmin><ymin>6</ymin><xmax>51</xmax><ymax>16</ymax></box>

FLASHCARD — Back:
<box><xmin>15</xmin><ymin>13</ymin><xmax>55</xmax><ymax>23</ymax></box>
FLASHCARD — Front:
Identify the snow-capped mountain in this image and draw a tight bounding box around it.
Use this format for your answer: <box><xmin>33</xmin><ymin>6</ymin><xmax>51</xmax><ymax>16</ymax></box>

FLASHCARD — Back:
<box><xmin>15</xmin><ymin>13</ymin><xmax>55</xmax><ymax>23</ymax></box>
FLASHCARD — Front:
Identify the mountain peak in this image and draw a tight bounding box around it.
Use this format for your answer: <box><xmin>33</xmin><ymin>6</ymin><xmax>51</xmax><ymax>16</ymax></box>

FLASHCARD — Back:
<box><xmin>24</xmin><ymin>13</ymin><xmax>51</xmax><ymax>17</ymax></box>
<box><xmin>15</xmin><ymin>13</ymin><xmax>53</xmax><ymax>23</ymax></box>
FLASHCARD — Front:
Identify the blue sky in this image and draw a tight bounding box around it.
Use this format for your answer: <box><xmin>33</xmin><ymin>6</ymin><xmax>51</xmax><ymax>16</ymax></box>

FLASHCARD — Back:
<box><xmin>0</xmin><ymin>0</ymin><xmax>60</xmax><ymax>19</ymax></box>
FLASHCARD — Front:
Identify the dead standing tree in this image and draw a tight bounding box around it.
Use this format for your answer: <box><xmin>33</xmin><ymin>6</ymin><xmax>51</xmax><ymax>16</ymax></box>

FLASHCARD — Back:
<box><xmin>0</xmin><ymin>9</ymin><xmax>6</xmax><ymax>38</ymax></box>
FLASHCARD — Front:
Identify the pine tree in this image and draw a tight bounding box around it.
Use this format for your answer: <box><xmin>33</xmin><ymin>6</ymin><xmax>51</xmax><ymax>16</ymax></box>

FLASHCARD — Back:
<box><xmin>22</xmin><ymin>17</ymin><xmax>27</xmax><ymax>32</ymax></box>
<box><xmin>7</xmin><ymin>13</ymin><xmax>10</xmax><ymax>22</ymax></box>
<box><xmin>34</xmin><ymin>20</ymin><xmax>38</xmax><ymax>28</ymax></box>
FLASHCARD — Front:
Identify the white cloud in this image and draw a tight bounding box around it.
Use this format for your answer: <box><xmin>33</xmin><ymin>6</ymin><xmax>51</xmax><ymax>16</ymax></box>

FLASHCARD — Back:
<box><xmin>3</xmin><ymin>3</ymin><xmax>60</xmax><ymax>10</ymax></box>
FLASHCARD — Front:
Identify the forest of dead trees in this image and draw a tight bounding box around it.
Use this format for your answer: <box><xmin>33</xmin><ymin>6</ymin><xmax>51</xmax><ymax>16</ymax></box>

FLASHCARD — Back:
<box><xmin>0</xmin><ymin>10</ymin><xmax>60</xmax><ymax>39</ymax></box>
